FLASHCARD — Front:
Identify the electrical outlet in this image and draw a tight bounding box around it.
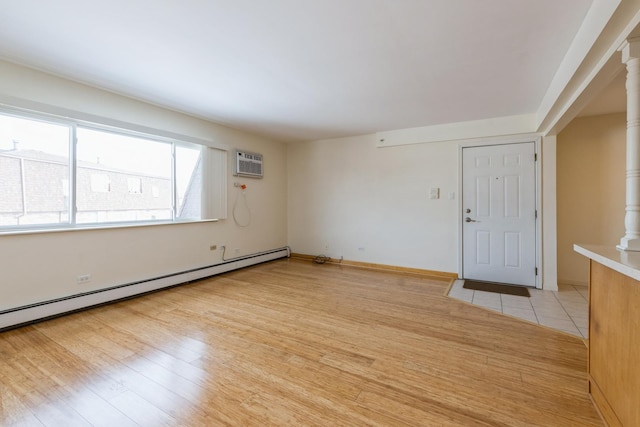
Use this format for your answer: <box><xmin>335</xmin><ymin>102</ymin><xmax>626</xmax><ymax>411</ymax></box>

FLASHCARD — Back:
<box><xmin>210</xmin><ymin>245</ymin><xmax>217</xmax><ymax>251</ymax></box>
<box><xmin>77</xmin><ymin>274</ymin><xmax>91</xmax><ymax>284</ymax></box>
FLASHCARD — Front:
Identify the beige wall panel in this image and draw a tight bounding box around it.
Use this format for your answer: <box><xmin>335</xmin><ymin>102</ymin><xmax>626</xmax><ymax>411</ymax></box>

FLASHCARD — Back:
<box><xmin>557</xmin><ymin>113</ymin><xmax>625</xmax><ymax>286</ymax></box>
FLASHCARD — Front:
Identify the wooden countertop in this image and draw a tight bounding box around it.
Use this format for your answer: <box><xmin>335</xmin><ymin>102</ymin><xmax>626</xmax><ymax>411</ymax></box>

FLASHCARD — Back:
<box><xmin>574</xmin><ymin>244</ymin><xmax>640</xmax><ymax>281</ymax></box>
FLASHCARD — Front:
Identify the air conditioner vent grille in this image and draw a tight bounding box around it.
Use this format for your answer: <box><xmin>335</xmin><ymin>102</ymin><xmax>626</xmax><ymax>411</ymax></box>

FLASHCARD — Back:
<box><xmin>234</xmin><ymin>150</ymin><xmax>263</xmax><ymax>178</ymax></box>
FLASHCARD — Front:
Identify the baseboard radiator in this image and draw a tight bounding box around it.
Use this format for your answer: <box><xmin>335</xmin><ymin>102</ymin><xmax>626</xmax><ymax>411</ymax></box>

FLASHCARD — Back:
<box><xmin>0</xmin><ymin>247</ymin><xmax>290</xmax><ymax>331</ymax></box>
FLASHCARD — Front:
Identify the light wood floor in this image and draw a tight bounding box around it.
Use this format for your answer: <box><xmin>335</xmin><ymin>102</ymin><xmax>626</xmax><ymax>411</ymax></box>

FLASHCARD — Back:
<box><xmin>0</xmin><ymin>259</ymin><xmax>602</xmax><ymax>426</ymax></box>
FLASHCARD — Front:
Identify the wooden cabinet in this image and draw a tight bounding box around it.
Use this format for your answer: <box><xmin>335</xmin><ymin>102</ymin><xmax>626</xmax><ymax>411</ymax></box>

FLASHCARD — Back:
<box><xmin>588</xmin><ymin>260</ymin><xmax>640</xmax><ymax>426</ymax></box>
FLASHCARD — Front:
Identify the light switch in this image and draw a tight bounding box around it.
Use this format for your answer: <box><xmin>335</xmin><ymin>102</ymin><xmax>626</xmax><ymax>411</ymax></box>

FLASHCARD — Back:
<box><xmin>429</xmin><ymin>187</ymin><xmax>440</xmax><ymax>199</ymax></box>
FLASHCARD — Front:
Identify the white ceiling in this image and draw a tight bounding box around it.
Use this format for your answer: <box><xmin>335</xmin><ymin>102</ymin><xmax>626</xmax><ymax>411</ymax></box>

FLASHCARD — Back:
<box><xmin>0</xmin><ymin>0</ymin><xmax>603</xmax><ymax>142</ymax></box>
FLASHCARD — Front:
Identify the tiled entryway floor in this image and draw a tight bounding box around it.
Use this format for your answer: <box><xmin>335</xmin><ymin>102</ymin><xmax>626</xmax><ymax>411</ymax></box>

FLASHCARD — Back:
<box><xmin>447</xmin><ymin>280</ymin><xmax>589</xmax><ymax>339</ymax></box>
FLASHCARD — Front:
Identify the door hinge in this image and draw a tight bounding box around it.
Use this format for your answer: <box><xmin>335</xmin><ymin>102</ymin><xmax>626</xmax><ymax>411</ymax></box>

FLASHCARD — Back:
<box><xmin>535</xmin><ymin>267</ymin><xmax>538</xmax><ymax>276</ymax></box>
<box><xmin>535</xmin><ymin>210</ymin><xmax>538</xmax><ymax>219</ymax></box>
<box><xmin>534</xmin><ymin>153</ymin><xmax>538</xmax><ymax>161</ymax></box>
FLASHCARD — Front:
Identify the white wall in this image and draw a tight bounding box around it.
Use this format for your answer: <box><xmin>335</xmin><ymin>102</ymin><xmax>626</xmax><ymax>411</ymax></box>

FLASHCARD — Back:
<box><xmin>541</xmin><ymin>135</ymin><xmax>558</xmax><ymax>291</ymax></box>
<box><xmin>288</xmin><ymin>133</ymin><xmax>559</xmax><ymax>287</ymax></box>
<box><xmin>0</xmin><ymin>61</ymin><xmax>287</xmax><ymax>311</ymax></box>
<box><xmin>288</xmin><ymin>134</ymin><xmax>459</xmax><ymax>273</ymax></box>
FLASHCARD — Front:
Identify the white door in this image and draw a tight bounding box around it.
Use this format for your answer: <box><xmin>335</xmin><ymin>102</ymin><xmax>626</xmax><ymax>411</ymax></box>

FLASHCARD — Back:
<box><xmin>462</xmin><ymin>143</ymin><xmax>537</xmax><ymax>286</ymax></box>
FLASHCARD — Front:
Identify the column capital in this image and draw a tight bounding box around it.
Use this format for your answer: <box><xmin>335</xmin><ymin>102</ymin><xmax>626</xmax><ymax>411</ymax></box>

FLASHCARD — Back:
<box><xmin>621</xmin><ymin>37</ymin><xmax>640</xmax><ymax>63</ymax></box>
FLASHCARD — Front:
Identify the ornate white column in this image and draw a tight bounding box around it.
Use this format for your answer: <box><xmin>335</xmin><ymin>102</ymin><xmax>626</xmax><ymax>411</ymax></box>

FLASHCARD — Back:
<box><xmin>618</xmin><ymin>38</ymin><xmax>640</xmax><ymax>251</ymax></box>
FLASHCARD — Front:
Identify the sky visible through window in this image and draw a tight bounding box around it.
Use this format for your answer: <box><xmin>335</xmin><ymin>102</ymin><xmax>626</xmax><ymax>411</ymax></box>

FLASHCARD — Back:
<box><xmin>77</xmin><ymin>127</ymin><xmax>171</xmax><ymax>178</ymax></box>
<box><xmin>0</xmin><ymin>114</ymin><xmax>68</xmax><ymax>156</ymax></box>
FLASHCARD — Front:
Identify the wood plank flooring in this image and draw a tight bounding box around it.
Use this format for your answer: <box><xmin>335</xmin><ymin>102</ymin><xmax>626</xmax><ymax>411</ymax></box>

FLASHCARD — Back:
<box><xmin>0</xmin><ymin>259</ymin><xmax>602</xmax><ymax>426</ymax></box>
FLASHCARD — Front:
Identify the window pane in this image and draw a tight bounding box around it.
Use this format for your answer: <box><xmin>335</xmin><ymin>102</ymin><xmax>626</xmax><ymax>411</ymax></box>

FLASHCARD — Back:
<box><xmin>176</xmin><ymin>145</ymin><xmax>202</xmax><ymax>220</ymax></box>
<box><xmin>76</xmin><ymin>127</ymin><xmax>172</xmax><ymax>223</ymax></box>
<box><xmin>0</xmin><ymin>114</ymin><xmax>70</xmax><ymax>227</ymax></box>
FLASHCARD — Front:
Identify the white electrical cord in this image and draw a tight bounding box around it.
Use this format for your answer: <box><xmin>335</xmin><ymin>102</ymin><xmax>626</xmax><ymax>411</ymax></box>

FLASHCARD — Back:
<box><xmin>232</xmin><ymin>186</ymin><xmax>251</xmax><ymax>227</ymax></box>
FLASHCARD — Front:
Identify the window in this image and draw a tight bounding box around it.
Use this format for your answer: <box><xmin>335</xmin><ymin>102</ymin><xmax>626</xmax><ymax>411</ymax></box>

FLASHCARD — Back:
<box><xmin>0</xmin><ymin>109</ymin><xmax>225</xmax><ymax>231</ymax></box>
<box><xmin>76</xmin><ymin>127</ymin><xmax>175</xmax><ymax>223</ymax></box>
<box><xmin>0</xmin><ymin>114</ymin><xmax>70</xmax><ymax>226</ymax></box>
<box><xmin>127</xmin><ymin>178</ymin><xmax>142</xmax><ymax>194</ymax></box>
<box><xmin>90</xmin><ymin>173</ymin><xmax>111</xmax><ymax>193</ymax></box>
<box><xmin>175</xmin><ymin>144</ymin><xmax>202</xmax><ymax>220</ymax></box>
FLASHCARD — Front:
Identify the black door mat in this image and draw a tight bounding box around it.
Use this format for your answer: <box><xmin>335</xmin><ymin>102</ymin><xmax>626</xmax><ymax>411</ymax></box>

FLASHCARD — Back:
<box><xmin>463</xmin><ymin>280</ymin><xmax>530</xmax><ymax>297</ymax></box>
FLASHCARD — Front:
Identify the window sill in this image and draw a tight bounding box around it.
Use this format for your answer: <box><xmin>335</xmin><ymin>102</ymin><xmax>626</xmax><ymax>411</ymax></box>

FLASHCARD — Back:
<box><xmin>0</xmin><ymin>218</ymin><xmax>220</xmax><ymax>236</ymax></box>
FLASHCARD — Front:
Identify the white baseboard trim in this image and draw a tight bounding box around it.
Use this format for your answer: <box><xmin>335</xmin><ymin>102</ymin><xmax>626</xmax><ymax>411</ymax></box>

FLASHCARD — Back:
<box><xmin>557</xmin><ymin>279</ymin><xmax>589</xmax><ymax>287</ymax></box>
<box><xmin>0</xmin><ymin>247</ymin><xmax>290</xmax><ymax>331</ymax></box>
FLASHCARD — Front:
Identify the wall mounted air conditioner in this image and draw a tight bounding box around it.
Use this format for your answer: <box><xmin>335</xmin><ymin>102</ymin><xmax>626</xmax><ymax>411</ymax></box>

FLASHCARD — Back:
<box><xmin>234</xmin><ymin>150</ymin><xmax>263</xmax><ymax>178</ymax></box>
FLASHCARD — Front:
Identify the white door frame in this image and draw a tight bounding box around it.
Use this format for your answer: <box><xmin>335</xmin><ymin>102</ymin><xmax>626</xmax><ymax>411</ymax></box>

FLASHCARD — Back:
<box><xmin>457</xmin><ymin>135</ymin><xmax>543</xmax><ymax>289</ymax></box>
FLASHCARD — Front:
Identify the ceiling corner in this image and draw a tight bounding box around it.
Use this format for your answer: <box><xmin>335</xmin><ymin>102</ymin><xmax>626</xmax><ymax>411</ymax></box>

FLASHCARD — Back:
<box><xmin>536</xmin><ymin>0</ymin><xmax>640</xmax><ymax>135</ymax></box>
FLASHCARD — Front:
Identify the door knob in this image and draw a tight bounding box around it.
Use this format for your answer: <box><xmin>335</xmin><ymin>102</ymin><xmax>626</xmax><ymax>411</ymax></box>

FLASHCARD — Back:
<box><xmin>465</xmin><ymin>217</ymin><xmax>477</xmax><ymax>223</ymax></box>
